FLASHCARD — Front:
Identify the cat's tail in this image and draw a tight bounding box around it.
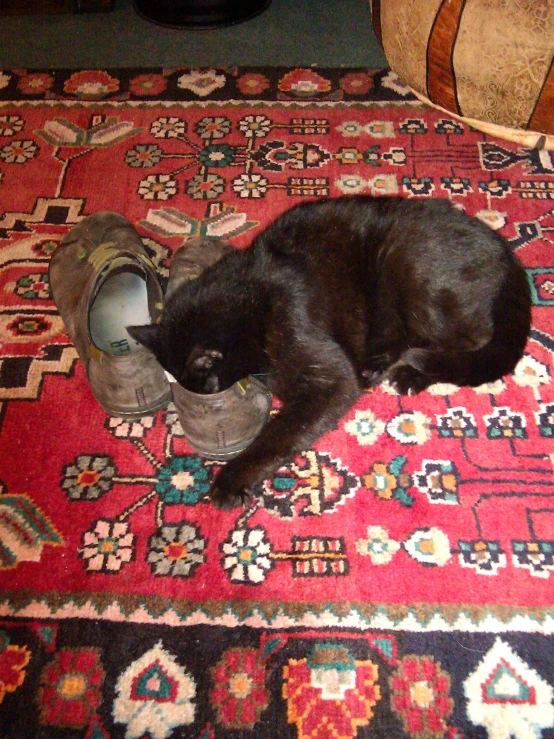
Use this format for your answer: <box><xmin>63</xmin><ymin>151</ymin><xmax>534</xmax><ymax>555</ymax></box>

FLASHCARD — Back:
<box><xmin>398</xmin><ymin>261</ymin><xmax>532</xmax><ymax>388</ymax></box>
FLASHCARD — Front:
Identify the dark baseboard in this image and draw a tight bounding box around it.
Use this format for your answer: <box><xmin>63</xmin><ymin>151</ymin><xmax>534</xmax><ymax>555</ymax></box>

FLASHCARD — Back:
<box><xmin>133</xmin><ymin>0</ymin><xmax>271</xmax><ymax>29</ymax></box>
<box><xmin>0</xmin><ymin>0</ymin><xmax>114</xmax><ymax>14</ymax></box>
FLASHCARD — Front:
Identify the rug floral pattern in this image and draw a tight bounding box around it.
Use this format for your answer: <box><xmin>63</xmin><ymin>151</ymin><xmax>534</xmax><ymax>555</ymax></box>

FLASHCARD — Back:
<box><xmin>0</xmin><ymin>67</ymin><xmax>553</xmax><ymax>738</ymax></box>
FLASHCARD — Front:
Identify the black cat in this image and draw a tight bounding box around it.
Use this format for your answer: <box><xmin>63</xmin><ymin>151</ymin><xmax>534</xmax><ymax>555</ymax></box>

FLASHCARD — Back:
<box><xmin>129</xmin><ymin>195</ymin><xmax>531</xmax><ymax>509</ymax></box>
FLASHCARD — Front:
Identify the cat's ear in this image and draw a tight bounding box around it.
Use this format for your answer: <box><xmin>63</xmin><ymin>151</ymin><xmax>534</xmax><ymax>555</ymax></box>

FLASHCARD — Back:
<box><xmin>127</xmin><ymin>324</ymin><xmax>164</xmax><ymax>356</ymax></box>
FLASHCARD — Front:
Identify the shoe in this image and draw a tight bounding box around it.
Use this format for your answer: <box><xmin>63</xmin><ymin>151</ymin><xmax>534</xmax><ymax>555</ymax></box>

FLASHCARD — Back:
<box><xmin>49</xmin><ymin>212</ymin><xmax>171</xmax><ymax>418</ymax></box>
<box><xmin>165</xmin><ymin>237</ymin><xmax>273</xmax><ymax>460</ymax></box>
<box><xmin>171</xmin><ymin>376</ymin><xmax>273</xmax><ymax>460</ymax></box>
<box><xmin>165</xmin><ymin>236</ymin><xmax>234</xmax><ymax>300</ymax></box>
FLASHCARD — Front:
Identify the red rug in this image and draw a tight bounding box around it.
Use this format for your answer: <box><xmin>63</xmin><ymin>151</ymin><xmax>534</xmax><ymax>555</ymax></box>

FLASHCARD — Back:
<box><xmin>0</xmin><ymin>66</ymin><xmax>554</xmax><ymax>738</ymax></box>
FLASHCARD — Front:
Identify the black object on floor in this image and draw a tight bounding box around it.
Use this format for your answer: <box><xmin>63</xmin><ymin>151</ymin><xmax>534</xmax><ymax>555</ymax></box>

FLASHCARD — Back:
<box><xmin>133</xmin><ymin>0</ymin><xmax>271</xmax><ymax>28</ymax></box>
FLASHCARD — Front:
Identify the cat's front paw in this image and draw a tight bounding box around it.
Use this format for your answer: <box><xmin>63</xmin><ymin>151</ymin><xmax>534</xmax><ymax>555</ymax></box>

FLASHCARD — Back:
<box><xmin>209</xmin><ymin>467</ymin><xmax>256</xmax><ymax>510</ymax></box>
<box><xmin>388</xmin><ymin>364</ymin><xmax>430</xmax><ymax>395</ymax></box>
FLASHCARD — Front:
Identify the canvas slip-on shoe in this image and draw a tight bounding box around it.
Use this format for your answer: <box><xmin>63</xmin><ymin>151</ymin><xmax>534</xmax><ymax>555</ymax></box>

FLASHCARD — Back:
<box><xmin>49</xmin><ymin>212</ymin><xmax>171</xmax><ymax>418</ymax></box>
<box><xmin>166</xmin><ymin>237</ymin><xmax>273</xmax><ymax>460</ymax></box>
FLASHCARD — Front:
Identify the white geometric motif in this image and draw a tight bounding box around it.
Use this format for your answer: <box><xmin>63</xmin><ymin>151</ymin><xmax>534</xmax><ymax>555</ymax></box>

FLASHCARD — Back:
<box><xmin>464</xmin><ymin>638</ymin><xmax>554</xmax><ymax>739</ymax></box>
<box><xmin>113</xmin><ymin>641</ymin><xmax>196</xmax><ymax>739</ymax></box>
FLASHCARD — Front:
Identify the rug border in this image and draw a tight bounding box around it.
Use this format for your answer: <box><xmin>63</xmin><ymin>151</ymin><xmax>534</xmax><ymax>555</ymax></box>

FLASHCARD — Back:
<box><xmin>2</xmin><ymin>593</ymin><xmax>553</xmax><ymax>633</ymax></box>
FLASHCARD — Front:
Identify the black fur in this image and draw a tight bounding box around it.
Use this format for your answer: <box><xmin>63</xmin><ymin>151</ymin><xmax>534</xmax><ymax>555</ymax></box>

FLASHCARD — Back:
<box><xmin>129</xmin><ymin>195</ymin><xmax>531</xmax><ymax>509</ymax></box>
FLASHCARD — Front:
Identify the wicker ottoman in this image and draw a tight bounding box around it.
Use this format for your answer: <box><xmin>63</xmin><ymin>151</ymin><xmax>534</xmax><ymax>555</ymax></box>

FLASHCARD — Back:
<box><xmin>370</xmin><ymin>0</ymin><xmax>554</xmax><ymax>149</ymax></box>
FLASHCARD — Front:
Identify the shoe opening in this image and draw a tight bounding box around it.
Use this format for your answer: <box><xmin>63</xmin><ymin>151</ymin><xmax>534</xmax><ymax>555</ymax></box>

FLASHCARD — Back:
<box><xmin>89</xmin><ymin>271</ymin><xmax>151</xmax><ymax>355</ymax></box>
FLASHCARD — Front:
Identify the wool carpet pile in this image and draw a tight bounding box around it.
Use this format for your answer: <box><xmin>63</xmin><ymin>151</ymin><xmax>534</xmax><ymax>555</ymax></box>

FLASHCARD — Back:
<box><xmin>0</xmin><ymin>66</ymin><xmax>553</xmax><ymax>739</ymax></box>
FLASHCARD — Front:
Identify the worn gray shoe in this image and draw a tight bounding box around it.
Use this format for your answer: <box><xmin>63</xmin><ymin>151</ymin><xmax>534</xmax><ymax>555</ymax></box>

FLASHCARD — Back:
<box><xmin>49</xmin><ymin>212</ymin><xmax>171</xmax><ymax>418</ymax></box>
<box><xmin>171</xmin><ymin>376</ymin><xmax>273</xmax><ymax>460</ymax></box>
<box><xmin>165</xmin><ymin>236</ymin><xmax>234</xmax><ymax>300</ymax></box>
<box><xmin>166</xmin><ymin>237</ymin><xmax>273</xmax><ymax>460</ymax></box>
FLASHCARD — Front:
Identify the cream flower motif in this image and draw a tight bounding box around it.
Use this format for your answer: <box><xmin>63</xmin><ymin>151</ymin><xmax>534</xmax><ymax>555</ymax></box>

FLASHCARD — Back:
<box><xmin>427</xmin><ymin>382</ymin><xmax>459</xmax><ymax>395</ymax></box>
<box><xmin>356</xmin><ymin>525</ymin><xmax>400</xmax><ymax>565</ymax></box>
<box><xmin>0</xmin><ymin>140</ymin><xmax>38</xmax><ymax>163</ymax></box>
<box><xmin>238</xmin><ymin>114</ymin><xmax>272</xmax><ymax>138</ymax></box>
<box><xmin>164</xmin><ymin>404</ymin><xmax>185</xmax><ymax>436</ymax></box>
<box><xmin>138</xmin><ymin>174</ymin><xmax>178</xmax><ymax>200</ymax></box>
<box><xmin>387</xmin><ymin>411</ymin><xmax>431</xmax><ymax>445</ymax></box>
<box><xmin>335</xmin><ymin>174</ymin><xmax>367</xmax><ymax>195</ymax></box>
<box><xmin>368</xmin><ymin>174</ymin><xmax>399</xmax><ymax>195</ymax></box>
<box><xmin>79</xmin><ymin>519</ymin><xmax>135</xmax><ymax>573</ymax></box>
<box><xmin>107</xmin><ymin>415</ymin><xmax>154</xmax><ymax>439</ymax></box>
<box><xmin>0</xmin><ymin>115</ymin><xmax>24</xmax><ymax>136</ymax></box>
<box><xmin>150</xmin><ymin>116</ymin><xmax>186</xmax><ymax>138</ymax></box>
<box><xmin>232</xmin><ymin>173</ymin><xmax>268</xmax><ymax>199</ymax></box>
<box><xmin>344</xmin><ymin>410</ymin><xmax>385</xmax><ymax>445</ymax></box>
<box><xmin>336</xmin><ymin>121</ymin><xmax>364</xmax><ymax>137</ymax></box>
<box><xmin>512</xmin><ymin>354</ymin><xmax>550</xmax><ymax>389</ymax></box>
<box><xmin>405</xmin><ymin>527</ymin><xmax>451</xmax><ymax>567</ymax></box>
<box><xmin>364</xmin><ymin>121</ymin><xmax>395</xmax><ymax>138</ymax></box>
<box><xmin>379</xmin><ymin>379</ymin><xmax>400</xmax><ymax>395</ymax></box>
<box><xmin>475</xmin><ymin>209</ymin><xmax>507</xmax><ymax>230</ymax></box>
<box><xmin>473</xmin><ymin>378</ymin><xmax>506</xmax><ymax>394</ymax></box>
<box><xmin>0</xmin><ymin>72</ymin><xmax>11</xmax><ymax>89</ymax></box>
<box><xmin>177</xmin><ymin>69</ymin><xmax>226</xmax><ymax>97</ymax></box>
<box><xmin>221</xmin><ymin>527</ymin><xmax>273</xmax><ymax>584</ymax></box>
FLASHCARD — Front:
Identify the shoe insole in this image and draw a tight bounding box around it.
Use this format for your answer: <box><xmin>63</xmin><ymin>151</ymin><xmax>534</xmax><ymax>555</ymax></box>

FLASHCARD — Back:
<box><xmin>89</xmin><ymin>272</ymin><xmax>151</xmax><ymax>355</ymax></box>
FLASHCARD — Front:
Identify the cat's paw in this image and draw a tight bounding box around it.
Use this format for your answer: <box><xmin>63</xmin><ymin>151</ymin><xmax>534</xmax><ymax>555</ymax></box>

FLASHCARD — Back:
<box><xmin>209</xmin><ymin>469</ymin><xmax>256</xmax><ymax>510</ymax></box>
<box><xmin>388</xmin><ymin>364</ymin><xmax>430</xmax><ymax>395</ymax></box>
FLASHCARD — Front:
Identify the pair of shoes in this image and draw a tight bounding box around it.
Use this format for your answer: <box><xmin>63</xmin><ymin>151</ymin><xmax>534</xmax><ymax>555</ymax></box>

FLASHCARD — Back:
<box><xmin>50</xmin><ymin>212</ymin><xmax>272</xmax><ymax>457</ymax></box>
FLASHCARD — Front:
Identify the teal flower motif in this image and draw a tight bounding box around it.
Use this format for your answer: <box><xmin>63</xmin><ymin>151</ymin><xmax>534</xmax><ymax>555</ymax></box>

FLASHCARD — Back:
<box><xmin>199</xmin><ymin>143</ymin><xmax>236</xmax><ymax>168</ymax></box>
<box><xmin>156</xmin><ymin>456</ymin><xmax>211</xmax><ymax>505</ymax></box>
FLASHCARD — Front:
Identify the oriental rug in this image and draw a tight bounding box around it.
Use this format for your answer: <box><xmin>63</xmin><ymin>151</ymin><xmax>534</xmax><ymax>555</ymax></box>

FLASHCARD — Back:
<box><xmin>0</xmin><ymin>66</ymin><xmax>553</xmax><ymax>739</ymax></box>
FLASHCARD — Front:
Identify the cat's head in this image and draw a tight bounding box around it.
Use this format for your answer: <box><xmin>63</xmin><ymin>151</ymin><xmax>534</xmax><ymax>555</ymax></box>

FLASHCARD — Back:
<box><xmin>127</xmin><ymin>322</ymin><xmax>229</xmax><ymax>394</ymax></box>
